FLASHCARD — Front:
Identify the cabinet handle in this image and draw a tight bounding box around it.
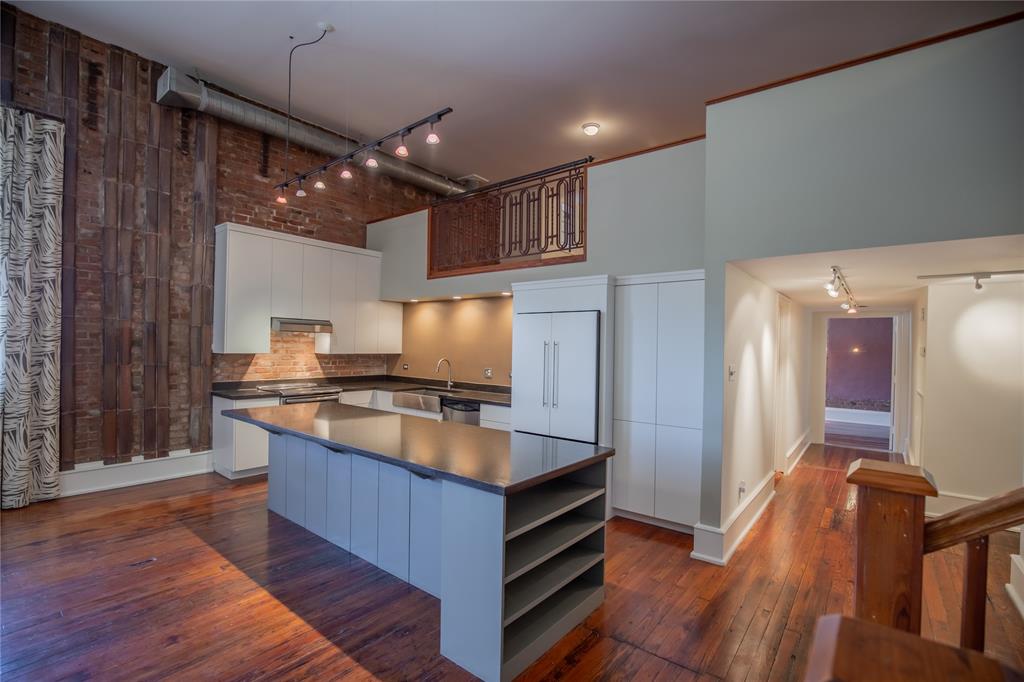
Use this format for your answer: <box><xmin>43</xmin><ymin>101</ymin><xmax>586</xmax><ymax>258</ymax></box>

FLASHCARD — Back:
<box><xmin>552</xmin><ymin>341</ymin><xmax>559</xmax><ymax>407</ymax></box>
<box><xmin>542</xmin><ymin>341</ymin><xmax>549</xmax><ymax>406</ymax></box>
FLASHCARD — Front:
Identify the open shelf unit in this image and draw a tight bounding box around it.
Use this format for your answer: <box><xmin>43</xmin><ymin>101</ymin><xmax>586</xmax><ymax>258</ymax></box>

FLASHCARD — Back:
<box><xmin>499</xmin><ymin>459</ymin><xmax>607</xmax><ymax>681</ymax></box>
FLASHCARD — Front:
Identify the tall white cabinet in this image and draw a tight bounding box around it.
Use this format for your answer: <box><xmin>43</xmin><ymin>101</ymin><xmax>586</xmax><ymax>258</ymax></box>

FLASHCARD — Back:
<box><xmin>612</xmin><ymin>271</ymin><xmax>704</xmax><ymax>528</ymax></box>
<box><xmin>511</xmin><ymin>310</ymin><xmax>600</xmax><ymax>443</ymax></box>
<box><xmin>213</xmin><ymin>223</ymin><xmax>402</xmax><ymax>354</ymax></box>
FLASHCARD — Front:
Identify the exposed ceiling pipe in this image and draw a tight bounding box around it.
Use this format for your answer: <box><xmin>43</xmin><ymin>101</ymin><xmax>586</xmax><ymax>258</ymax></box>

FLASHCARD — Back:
<box><xmin>156</xmin><ymin>67</ymin><xmax>466</xmax><ymax>197</ymax></box>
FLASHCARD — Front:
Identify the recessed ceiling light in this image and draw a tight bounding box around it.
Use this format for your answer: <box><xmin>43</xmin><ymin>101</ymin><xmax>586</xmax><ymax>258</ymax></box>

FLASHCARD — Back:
<box><xmin>582</xmin><ymin>122</ymin><xmax>601</xmax><ymax>136</ymax></box>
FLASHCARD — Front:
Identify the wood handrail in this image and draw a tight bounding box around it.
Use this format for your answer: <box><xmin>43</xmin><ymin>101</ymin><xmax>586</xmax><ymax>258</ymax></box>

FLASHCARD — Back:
<box><xmin>804</xmin><ymin>614</ymin><xmax>1024</xmax><ymax>682</ymax></box>
<box><xmin>924</xmin><ymin>487</ymin><xmax>1024</xmax><ymax>553</ymax></box>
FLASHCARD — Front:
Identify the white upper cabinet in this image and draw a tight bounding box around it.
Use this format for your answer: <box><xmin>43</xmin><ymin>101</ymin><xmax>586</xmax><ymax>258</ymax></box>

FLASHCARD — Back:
<box><xmin>301</xmin><ymin>245</ymin><xmax>332</xmax><ymax>320</ymax></box>
<box><xmin>614</xmin><ymin>283</ymin><xmax>658</xmax><ymax>423</ymax></box>
<box><xmin>354</xmin><ymin>255</ymin><xmax>382</xmax><ymax>353</ymax></box>
<box><xmin>271</xmin><ymin>239</ymin><xmax>303</xmax><ymax>319</ymax></box>
<box><xmin>213</xmin><ymin>228</ymin><xmax>272</xmax><ymax>353</ymax></box>
<box><xmin>378</xmin><ymin>301</ymin><xmax>404</xmax><ymax>354</ymax></box>
<box><xmin>329</xmin><ymin>250</ymin><xmax>357</xmax><ymax>354</ymax></box>
<box><xmin>213</xmin><ymin>224</ymin><xmax>401</xmax><ymax>355</ymax></box>
<box><xmin>656</xmin><ymin>280</ymin><xmax>704</xmax><ymax>429</ymax></box>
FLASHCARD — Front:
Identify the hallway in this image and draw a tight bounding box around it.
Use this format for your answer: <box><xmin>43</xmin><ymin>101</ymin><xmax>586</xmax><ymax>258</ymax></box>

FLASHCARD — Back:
<box><xmin>2</xmin><ymin>445</ymin><xmax>1021</xmax><ymax>680</ymax></box>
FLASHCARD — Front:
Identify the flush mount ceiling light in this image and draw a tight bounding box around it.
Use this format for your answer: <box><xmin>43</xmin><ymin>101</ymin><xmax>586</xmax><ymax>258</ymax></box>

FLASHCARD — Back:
<box><xmin>581</xmin><ymin>122</ymin><xmax>601</xmax><ymax>136</ymax></box>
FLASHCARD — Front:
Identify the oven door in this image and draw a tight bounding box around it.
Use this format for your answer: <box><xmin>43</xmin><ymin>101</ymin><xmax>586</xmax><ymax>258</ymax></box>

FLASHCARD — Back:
<box><xmin>280</xmin><ymin>393</ymin><xmax>341</xmax><ymax>405</ymax></box>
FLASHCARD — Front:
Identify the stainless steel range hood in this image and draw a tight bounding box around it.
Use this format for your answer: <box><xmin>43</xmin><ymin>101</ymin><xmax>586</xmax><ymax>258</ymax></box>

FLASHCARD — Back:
<box><xmin>271</xmin><ymin>317</ymin><xmax>334</xmax><ymax>334</ymax></box>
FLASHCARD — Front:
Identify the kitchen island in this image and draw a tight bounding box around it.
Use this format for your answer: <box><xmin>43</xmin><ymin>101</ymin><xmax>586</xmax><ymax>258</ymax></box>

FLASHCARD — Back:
<box><xmin>224</xmin><ymin>402</ymin><xmax>613</xmax><ymax>682</ymax></box>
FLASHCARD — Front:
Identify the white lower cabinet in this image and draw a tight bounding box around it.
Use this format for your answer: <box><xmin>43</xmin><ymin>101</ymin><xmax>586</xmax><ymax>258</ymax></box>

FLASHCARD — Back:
<box><xmin>351</xmin><ymin>455</ymin><xmax>380</xmax><ymax>563</ymax></box>
<box><xmin>340</xmin><ymin>390</ymin><xmax>374</xmax><ymax>407</ymax></box>
<box><xmin>409</xmin><ymin>473</ymin><xmax>442</xmax><ymax>597</ymax></box>
<box><xmin>612</xmin><ymin>420</ymin><xmax>656</xmax><ymax>517</ymax></box>
<box><xmin>479</xmin><ymin>404</ymin><xmax>511</xmax><ymax>432</ymax></box>
<box><xmin>325</xmin><ymin>450</ymin><xmax>352</xmax><ymax>550</ymax></box>
<box><xmin>212</xmin><ymin>396</ymin><xmax>280</xmax><ymax>478</ymax></box>
<box><xmin>653</xmin><ymin>425</ymin><xmax>702</xmax><ymax>526</ymax></box>
<box><xmin>378</xmin><ymin>463</ymin><xmax>412</xmax><ymax>581</ymax></box>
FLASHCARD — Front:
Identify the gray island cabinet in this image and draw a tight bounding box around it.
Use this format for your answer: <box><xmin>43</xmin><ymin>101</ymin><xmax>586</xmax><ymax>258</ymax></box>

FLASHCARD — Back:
<box><xmin>224</xmin><ymin>402</ymin><xmax>614</xmax><ymax>682</ymax></box>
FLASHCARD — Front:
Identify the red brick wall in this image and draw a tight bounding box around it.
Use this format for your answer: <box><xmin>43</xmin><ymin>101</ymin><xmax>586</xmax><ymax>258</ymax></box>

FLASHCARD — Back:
<box><xmin>213</xmin><ymin>331</ymin><xmax>387</xmax><ymax>383</ymax></box>
<box><xmin>2</xmin><ymin>4</ymin><xmax>431</xmax><ymax>467</ymax></box>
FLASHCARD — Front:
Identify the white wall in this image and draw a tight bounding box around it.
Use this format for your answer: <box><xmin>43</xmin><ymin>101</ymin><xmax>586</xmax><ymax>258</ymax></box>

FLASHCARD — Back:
<box><xmin>908</xmin><ymin>287</ymin><xmax>928</xmax><ymax>465</ymax></box>
<box><xmin>776</xmin><ymin>296</ymin><xmax>813</xmax><ymax>473</ymax></box>
<box><xmin>701</xmin><ymin>20</ymin><xmax>1024</xmax><ymax>529</ymax></box>
<box><xmin>921</xmin><ymin>279</ymin><xmax>1024</xmax><ymax>516</ymax></box>
<box><xmin>721</xmin><ymin>264</ymin><xmax>779</xmax><ymax>523</ymax></box>
<box><xmin>368</xmin><ymin>140</ymin><xmax>706</xmax><ymax>300</ymax></box>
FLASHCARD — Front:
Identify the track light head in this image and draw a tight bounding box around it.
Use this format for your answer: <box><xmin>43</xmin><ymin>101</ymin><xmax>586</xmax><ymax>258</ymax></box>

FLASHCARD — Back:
<box><xmin>313</xmin><ymin>179</ymin><xmax>326</xmax><ymax>191</ymax></box>
<box><xmin>340</xmin><ymin>167</ymin><xmax>353</xmax><ymax>180</ymax></box>
<box><xmin>275</xmin><ymin>194</ymin><xmax>288</xmax><ymax>205</ymax></box>
<box><xmin>426</xmin><ymin>122</ymin><xmax>440</xmax><ymax>145</ymax></box>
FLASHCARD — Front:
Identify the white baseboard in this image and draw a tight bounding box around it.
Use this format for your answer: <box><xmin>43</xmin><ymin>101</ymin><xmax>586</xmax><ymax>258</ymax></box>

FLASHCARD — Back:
<box><xmin>612</xmin><ymin>508</ymin><xmax>694</xmax><ymax>536</ymax></box>
<box><xmin>785</xmin><ymin>431</ymin><xmax>812</xmax><ymax>474</ymax></box>
<box><xmin>1007</xmin><ymin>554</ymin><xmax>1024</xmax><ymax>623</ymax></box>
<box><xmin>691</xmin><ymin>470</ymin><xmax>777</xmax><ymax>566</ymax></box>
<box><xmin>61</xmin><ymin>449</ymin><xmax>213</xmax><ymax>497</ymax></box>
<box><xmin>213</xmin><ymin>464</ymin><xmax>267</xmax><ymax>480</ymax></box>
<box><xmin>824</xmin><ymin>407</ymin><xmax>890</xmax><ymax>426</ymax></box>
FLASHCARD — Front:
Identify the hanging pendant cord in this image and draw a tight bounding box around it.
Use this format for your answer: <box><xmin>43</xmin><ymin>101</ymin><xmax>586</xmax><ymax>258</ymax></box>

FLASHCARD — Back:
<box><xmin>284</xmin><ymin>29</ymin><xmax>328</xmax><ymax>186</ymax></box>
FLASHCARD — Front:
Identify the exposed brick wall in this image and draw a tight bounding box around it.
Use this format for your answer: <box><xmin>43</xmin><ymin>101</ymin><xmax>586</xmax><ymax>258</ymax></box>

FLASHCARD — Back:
<box><xmin>2</xmin><ymin>4</ymin><xmax>432</xmax><ymax>467</ymax></box>
<box><xmin>213</xmin><ymin>331</ymin><xmax>387</xmax><ymax>383</ymax></box>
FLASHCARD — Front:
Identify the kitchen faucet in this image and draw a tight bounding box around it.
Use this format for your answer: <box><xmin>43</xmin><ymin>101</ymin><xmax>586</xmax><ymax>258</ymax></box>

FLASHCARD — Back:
<box><xmin>435</xmin><ymin>357</ymin><xmax>453</xmax><ymax>390</ymax></box>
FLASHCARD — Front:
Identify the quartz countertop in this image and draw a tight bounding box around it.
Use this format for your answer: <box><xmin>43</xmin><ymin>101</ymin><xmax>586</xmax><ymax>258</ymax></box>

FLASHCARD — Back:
<box><xmin>211</xmin><ymin>379</ymin><xmax>511</xmax><ymax>407</ymax></box>
<box><xmin>223</xmin><ymin>402</ymin><xmax>610</xmax><ymax>494</ymax></box>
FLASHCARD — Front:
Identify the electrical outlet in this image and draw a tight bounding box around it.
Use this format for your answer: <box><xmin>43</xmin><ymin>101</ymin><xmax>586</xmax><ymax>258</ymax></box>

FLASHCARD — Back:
<box><xmin>483</xmin><ymin>368</ymin><xmax>493</xmax><ymax>379</ymax></box>
<box><xmin>739</xmin><ymin>481</ymin><xmax>746</xmax><ymax>496</ymax></box>
<box><xmin>402</xmin><ymin>363</ymin><xmax>409</xmax><ymax>370</ymax></box>
<box><xmin>728</xmin><ymin>364</ymin><xmax>737</xmax><ymax>382</ymax></box>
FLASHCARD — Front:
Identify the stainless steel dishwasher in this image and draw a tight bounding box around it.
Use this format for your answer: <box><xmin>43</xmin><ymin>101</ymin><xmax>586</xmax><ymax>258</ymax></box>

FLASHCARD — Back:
<box><xmin>442</xmin><ymin>400</ymin><xmax>480</xmax><ymax>426</ymax></box>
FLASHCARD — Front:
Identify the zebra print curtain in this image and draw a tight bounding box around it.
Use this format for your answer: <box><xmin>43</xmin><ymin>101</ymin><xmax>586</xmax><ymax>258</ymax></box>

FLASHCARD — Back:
<box><xmin>0</xmin><ymin>107</ymin><xmax>64</xmax><ymax>509</ymax></box>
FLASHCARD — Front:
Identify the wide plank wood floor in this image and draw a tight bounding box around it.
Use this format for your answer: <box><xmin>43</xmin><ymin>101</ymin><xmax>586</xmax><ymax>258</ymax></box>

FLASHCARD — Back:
<box><xmin>2</xmin><ymin>444</ymin><xmax>1021</xmax><ymax>680</ymax></box>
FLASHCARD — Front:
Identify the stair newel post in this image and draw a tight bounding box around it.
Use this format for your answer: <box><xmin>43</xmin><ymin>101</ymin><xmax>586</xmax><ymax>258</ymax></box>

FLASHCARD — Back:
<box><xmin>846</xmin><ymin>459</ymin><xmax>938</xmax><ymax>634</ymax></box>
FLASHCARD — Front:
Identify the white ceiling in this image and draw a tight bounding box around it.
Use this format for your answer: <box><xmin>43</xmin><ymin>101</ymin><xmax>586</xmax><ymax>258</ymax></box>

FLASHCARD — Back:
<box><xmin>735</xmin><ymin>235</ymin><xmax>1024</xmax><ymax>310</ymax></box>
<box><xmin>13</xmin><ymin>1</ymin><xmax>1022</xmax><ymax>181</ymax></box>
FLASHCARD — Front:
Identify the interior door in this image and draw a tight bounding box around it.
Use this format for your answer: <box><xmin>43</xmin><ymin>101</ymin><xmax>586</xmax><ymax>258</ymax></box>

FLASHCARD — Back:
<box><xmin>550</xmin><ymin>311</ymin><xmax>600</xmax><ymax>442</ymax></box>
<box><xmin>511</xmin><ymin>312</ymin><xmax>552</xmax><ymax>436</ymax></box>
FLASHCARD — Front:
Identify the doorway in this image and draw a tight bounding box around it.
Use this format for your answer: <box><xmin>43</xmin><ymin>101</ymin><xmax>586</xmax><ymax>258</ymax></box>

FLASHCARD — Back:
<box><xmin>824</xmin><ymin>317</ymin><xmax>894</xmax><ymax>451</ymax></box>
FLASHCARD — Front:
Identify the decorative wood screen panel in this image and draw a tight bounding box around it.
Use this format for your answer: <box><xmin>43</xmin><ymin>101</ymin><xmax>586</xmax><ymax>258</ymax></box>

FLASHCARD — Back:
<box><xmin>428</xmin><ymin>159</ymin><xmax>588</xmax><ymax>278</ymax></box>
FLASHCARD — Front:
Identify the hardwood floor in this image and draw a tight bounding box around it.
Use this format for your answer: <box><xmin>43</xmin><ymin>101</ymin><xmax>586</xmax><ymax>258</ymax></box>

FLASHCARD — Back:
<box><xmin>2</xmin><ymin>444</ymin><xmax>1021</xmax><ymax>680</ymax></box>
<box><xmin>823</xmin><ymin>421</ymin><xmax>891</xmax><ymax>451</ymax></box>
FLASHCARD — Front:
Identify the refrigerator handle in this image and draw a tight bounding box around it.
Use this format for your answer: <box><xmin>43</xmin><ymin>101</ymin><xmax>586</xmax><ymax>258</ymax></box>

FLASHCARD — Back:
<box><xmin>552</xmin><ymin>341</ymin><xmax>559</xmax><ymax>407</ymax></box>
<box><xmin>542</xmin><ymin>341</ymin><xmax>549</xmax><ymax>407</ymax></box>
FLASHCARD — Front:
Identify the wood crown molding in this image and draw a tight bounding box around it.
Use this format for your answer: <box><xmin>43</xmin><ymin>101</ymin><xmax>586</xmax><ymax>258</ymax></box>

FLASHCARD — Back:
<box><xmin>587</xmin><ymin>134</ymin><xmax>705</xmax><ymax>168</ymax></box>
<box><xmin>707</xmin><ymin>11</ymin><xmax>1024</xmax><ymax>106</ymax></box>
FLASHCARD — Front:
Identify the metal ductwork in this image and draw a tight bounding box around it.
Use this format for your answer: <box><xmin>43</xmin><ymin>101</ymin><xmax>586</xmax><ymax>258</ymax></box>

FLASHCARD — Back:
<box><xmin>156</xmin><ymin>68</ymin><xmax>466</xmax><ymax>197</ymax></box>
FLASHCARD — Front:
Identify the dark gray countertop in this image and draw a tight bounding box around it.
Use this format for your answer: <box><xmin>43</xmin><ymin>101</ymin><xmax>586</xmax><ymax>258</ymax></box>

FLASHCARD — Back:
<box><xmin>222</xmin><ymin>402</ymin><xmax>611</xmax><ymax>494</ymax></box>
<box><xmin>212</xmin><ymin>378</ymin><xmax>511</xmax><ymax>407</ymax></box>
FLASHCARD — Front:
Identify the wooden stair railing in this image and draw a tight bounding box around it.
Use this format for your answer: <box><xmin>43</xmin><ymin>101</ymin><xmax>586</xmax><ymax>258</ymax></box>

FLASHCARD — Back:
<box><xmin>804</xmin><ymin>615</ymin><xmax>1024</xmax><ymax>682</ymax></box>
<box><xmin>846</xmin><ymin>459</ymin><xmax>1024</xmax><ymax>652</ymax></box>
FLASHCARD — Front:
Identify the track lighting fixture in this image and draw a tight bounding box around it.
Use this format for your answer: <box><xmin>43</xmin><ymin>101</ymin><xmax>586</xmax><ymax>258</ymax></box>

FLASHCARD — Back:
<box><xmin>313</xmin><ymin>179</ymin><xmax>326</xmax><ymax>191</ymax></box>
<box><xmin>295</xmin><ymin>181</ymin><xmax>307</xmax><ymax>198</ymax></box>
<box><xmin>274</xmin><ymin>108</ymin><xmax>453</xmax><ymax>199</ymax></box>
<box><xmin>280</xmin><ymin>25</ymin><xmax>331</xmax><ymax>208</ymax></box>
<box><xmin>395</xmin><ymin>133</ymin><xmax>409</xmax><ymax>158</ymax></box>
<box><xmin>275</xmin><ymin>194</ymin><xmax>288</xmax><ymax>205</ymax></box>
<box><xmin>826</xmin><ymin>266</ymin><xmax>861</xmax><ymax>313</ymax></box>
<box><xmin>917</xmin><ymin>269</ymin><xmax>1022</xmax><ymax>291</ymax></box>
<box><xmin>425</xmin><ymin>121</ymin><xmax>440</xmax><ymax>145</ymax></box>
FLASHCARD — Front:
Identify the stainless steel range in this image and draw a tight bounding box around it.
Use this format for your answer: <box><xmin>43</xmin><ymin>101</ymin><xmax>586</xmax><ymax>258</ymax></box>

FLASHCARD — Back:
<box><xmin>257</xmin><ymin>383</ymin><xmax>343</xmax><ymax>405</ymax></box>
